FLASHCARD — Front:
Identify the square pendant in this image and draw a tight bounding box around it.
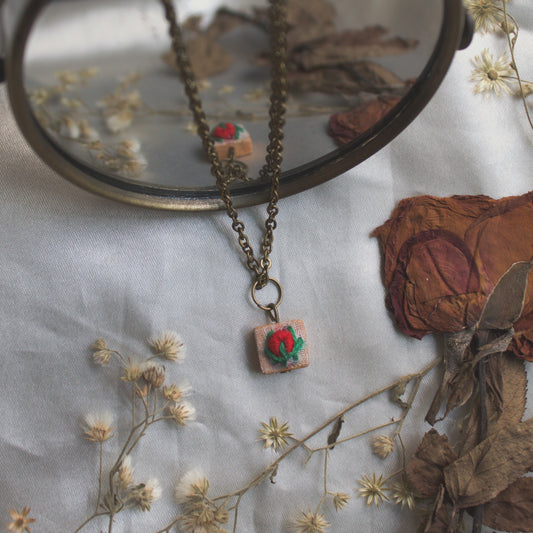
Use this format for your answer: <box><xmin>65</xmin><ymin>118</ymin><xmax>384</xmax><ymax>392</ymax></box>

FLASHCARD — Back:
<box><xmin>254</xmin><ymin>319</ymin><xmax>309</xmax><ymax>374</ymax></box>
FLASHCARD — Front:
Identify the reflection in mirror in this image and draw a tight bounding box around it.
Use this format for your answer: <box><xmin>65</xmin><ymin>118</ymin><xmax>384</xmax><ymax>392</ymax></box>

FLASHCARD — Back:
<box><xmin>23</xmin><ymin>0</ymin><xmax>443</xmax><ymax>190</ymax></box>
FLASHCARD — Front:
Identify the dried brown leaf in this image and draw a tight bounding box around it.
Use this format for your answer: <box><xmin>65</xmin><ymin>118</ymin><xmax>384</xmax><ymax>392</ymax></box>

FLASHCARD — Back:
<box><xmin>163</xmin><ymin>35</ymin><xmax>233</xmax><ymax>80</ymax></box>
<box><xmin>419</xmin><ymin>487</ymin><xmax>458</xmax><ymax>533</ymax></box>
<box><xmin>406</xmin><ymin>430</ymin><xmax>457</xmax><ymax>499</ymax></box>
<box><xmin>482</xmin><ymin>476</ymin><xmax>533</xmax><ymax>532</ymax></box>
<box><xmin>459</xmin><ymin>353</ymin><xmax>527</xmax><ymax>454</ymax></box>
<box><xmin>290</xmin><ymin>27</ymin><xmax>418</xmax><ymax>71</ymax></box>
<box><xmin>328</xmin><ymin>95</ymin><xmax>401</xmax><ymax>144</ymax></box>
<box><xmin>327</xmin><ymin>415</ymin><xmax>344</xmax><ymax>449</ymax></box>
<box><xmin>477</xmin><ymin>260</ymin><xmax>533</xmax><ymax>330</ymax></box>
<box><xmin>444</xmin><ymin>417</ymin><xmax>533</xmax><ymax>508</ymax></box>
<box><xmin>391</xmin><ymin>378</ymin><xmax>409</xmax><ymax>409</ymax></box>
<box><xmin>426</xmin><ymin>329</ymin><xmax>474</xmax><ymax>426</ymax></box>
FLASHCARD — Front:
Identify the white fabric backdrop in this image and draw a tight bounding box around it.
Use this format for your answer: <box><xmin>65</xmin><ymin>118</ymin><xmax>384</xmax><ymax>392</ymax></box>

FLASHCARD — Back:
<box><xmin>1</xmin><ymin>4</ymin><xmax>532</xmax><ymax>532</ymax></box>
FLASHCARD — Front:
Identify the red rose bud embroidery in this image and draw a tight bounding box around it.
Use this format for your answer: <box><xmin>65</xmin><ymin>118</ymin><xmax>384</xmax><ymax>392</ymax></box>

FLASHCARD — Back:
<box><xmin>265</xmin><ymin>326</ymin><xmax>304</xmax><ymax>366</ymax></box>
<box><xmin>211</xmin><ymin>122</ymin><xmax>243</xmax><ymax>140</ymax></box>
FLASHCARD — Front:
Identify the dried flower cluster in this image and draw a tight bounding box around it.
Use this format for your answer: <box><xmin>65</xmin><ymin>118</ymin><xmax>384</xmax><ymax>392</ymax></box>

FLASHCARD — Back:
<box><xmin>465</xmin><ymin>0</ymin><xmax>532</xmax><ymax>130</ymax></box>
<box><xmin>73</xmin><ymin>331</ymin><xmax>195</xmax><ymax>531</ymax></box>
<box><xmin>28</xmin><ymin>69</ymin><xmax>148</xmax><ymax>178</ymax></box>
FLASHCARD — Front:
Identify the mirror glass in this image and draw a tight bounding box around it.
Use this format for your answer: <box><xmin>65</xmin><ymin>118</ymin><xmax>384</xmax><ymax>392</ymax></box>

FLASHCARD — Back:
<box><xmin>21</xmin><ymin>0</ymin><xmax>444</xmax><ymax>194</ymax></box>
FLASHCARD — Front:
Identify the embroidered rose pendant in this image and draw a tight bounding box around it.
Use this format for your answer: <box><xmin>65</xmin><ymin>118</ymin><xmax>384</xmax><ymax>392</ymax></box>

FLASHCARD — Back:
<box><xmin>254</xmin><ymin>319</ymin><xmax>309</xmax><ymax>374</ymax></box>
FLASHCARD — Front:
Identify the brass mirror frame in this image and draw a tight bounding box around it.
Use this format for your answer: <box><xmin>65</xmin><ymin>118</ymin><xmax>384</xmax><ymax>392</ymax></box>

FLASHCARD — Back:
<box><xmin>3</xmin><ymin>0</ymin><xmax>468</xmax><ymax>210</ymax></box>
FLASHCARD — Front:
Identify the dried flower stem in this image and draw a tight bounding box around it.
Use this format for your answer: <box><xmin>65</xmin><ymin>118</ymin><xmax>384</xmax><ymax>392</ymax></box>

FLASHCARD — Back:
<box><xmin>159</xmin><ymin>357</ymin><xmax>440</xmax><ymax>533</ymax></box>
<box><xmin>500</xmin><ymin>2</ymin><xmax>533</xmax><ymax>130</ymax></box>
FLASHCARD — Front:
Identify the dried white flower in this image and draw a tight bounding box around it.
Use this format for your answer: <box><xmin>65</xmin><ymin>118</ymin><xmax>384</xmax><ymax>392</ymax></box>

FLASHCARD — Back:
<box><xmin>332</xmin><ymin>492</ymin><xmax>350</xmax><ymax>512</ymax></box>
<box><xmin>150</xmin><ymin>331</ymin><xmax>186</xmax><ymax>361</ymax></box>
<box><xmin>391</xmin><ymin>478</ymin><xmax>416</xmax><ymax>510</ymax></box>
<box><xmin>118</xmin><ymin>455</ymin><xmax>135</xmax><ymax>491</ymax></box>
<box><xmin>142</xmin><ymin>362</ymin><xmax>166</xmax><ymax>388</ymax></box>
<box><xmin>83</xmin><ymin>411</ymin><xmax>114</xmax><ymax>442</ymax></box>
<box><xmin>163</xmin><ymin>381</ymin><xmax>191</xmax><ymax>402</ymax></box>
<box><xmin>168</xmin><ymin>401</ymin><xmax>196</xmax><ymax>426</ymax></box>
<box><xmin>258</xmin><ymin>417</ymin><xmax>292</xmax><ymax>452</ymax></box>
<box><xmin>471</xmin><ymin>48</ymin><xmax>514</xmax><ymax>97</ymax></box>
<box><xmin>372</xmin><ymin>435</ymin><xmax>394</xmax><ymax>459</ymax></box>
<box><xmin>291</xmin><ymin>511</ymin><xmax>330</xmax><ymax>533</ymax></box>
<box><xmin>175</xmin><ymin>469</ymin><xmax>209</xmax><ymax>504</ymax></box>
<box><xmin>121</xmin><ymin>358</ymin><xmax>144</xmax><ymax>382</ymax></box>
<box><xmin>357</xmin><ymin>473</ymin><xmax>389</xmax><ymax>507</ymax></box>
<box><xmin>131</xmin><ymin>478</ymin><xmax>162</xmax><ymax>511</ymax></box>
<box><xmin>464</xmin><ymin>0</ymin><xmax>504</xmax><ymax>33</ymax></box>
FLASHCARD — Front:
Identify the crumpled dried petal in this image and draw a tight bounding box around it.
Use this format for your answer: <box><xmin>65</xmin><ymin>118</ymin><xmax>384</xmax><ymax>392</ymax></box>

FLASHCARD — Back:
<box><xmin>373</xmin><ymin>192</ymin><xmax>533</xmax><ymax>360</ymax></box>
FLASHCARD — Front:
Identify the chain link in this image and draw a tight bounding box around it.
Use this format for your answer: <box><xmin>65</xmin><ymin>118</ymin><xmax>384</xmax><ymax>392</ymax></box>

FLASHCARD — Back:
<box><xmin>160</xmin><ymin>0</ymin><xmax>288</xmax><ymax>288</ymax></box>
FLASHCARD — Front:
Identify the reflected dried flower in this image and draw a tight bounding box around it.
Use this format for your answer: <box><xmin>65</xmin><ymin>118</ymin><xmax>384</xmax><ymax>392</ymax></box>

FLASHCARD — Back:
<box><xmin>163</xmin><ymin>382</ymin><xmax>191</xmax><ymax>402</ymax></box>
<box><xmin>78</xmin><ymin>67</ymin><xmax>100</xmax><ymax>80</ymax></box>
<box><xmin>168</xmin><ymin>401</ymin><xmax>196</xmax><ymax>426</ymax></box>
<box><xmin>55</xmin><ymin>69</ymin><xmax>80</xmax><ymax>88</ymax></box>
<box><xmin>197</xmin><ymin>80</ymin><xmax>212</xmax><ymax>92</ymax></box>
<box><xmin>6</xmin><ymin>506</ymin><xmax>36</xmax><ymax>533</ymax></box>
<box><xmin>79</xmin><ymin>120</ymin><xmax>99</xmax><ymax>142</ymax></box>
<box><xmin>471</xmin><ymin>48</ymin><xmax>514</xmax><ymax>97</ymax></box>
<box><xmin>291</xmin><ymin>510</ymin><xmax>330</xmax><ymax>533</ymax></box>
<box><xmin>117</xmin><ymin>455</ymin><xmax>134</xmax><ymax>491</ymax></box>
<box><xmin>150</xmin><ymin>331</ymin><xmax>186</xmax><ymax>362</ymax></box>
<box><xmin>185</xmin><ymin>121</ymin><xmax>199</xmax><ymax>135</ymax></box>
<box><xmin>218</xmin><ymin>85</ymin><xmax>235</xmax><ymax>95</ymax></box>
<box><xmin>131</xmin><ymin>478</ymin><xmax>162</xmax><ymax>512</ymax></box>
<box><xmin>28</xmin><ymin>88</ymin><xmax>50</xmax><ymax>106</ymax></box>
<box><xmin>332</xmin><ymin>492</ymin><xmax>350</xmax><ymax>511</ymax></box>
<box><xmin>60</xmin><ymin>97</ymin><xmax>83</xmax><ymax>110</ymax></box>
<box><xmin>390</xmin><ymin>478</ymin><xmax>416</xmax><ymax>510</ymax></box>
<box><xmin>372</xmin><ymin>435</ymin><xmax>394</xmax><ymax>459</ymax></box>
<box><xmin>464</xmin><ymin>0</ymin><xmax>504</xmax><ymax>33</ymax></box>
<box><xmin>357</xmin><ymin>473</ymin><xmax>389</xmax><ymax>507</ymax></box>
<box><xmin>258</xmin><ymin>416</ymin><xmax>292</xmax><ymax>452</ymax></box>
<box><xmin>105</xmin><ymin>110</ymin><xmax>133</xmax><ymax>133</ymax></box>
<box><xmin>142</xmin><ymin>362</ymin><xmax>166</xmax><ymax>388</ymax></box>
<box><xmin>59</xmin><ymin>116</ymin><xmax>80</xmax><ymax>139</ymax></box>
<box><xmin>244</xmin><ymin>87</ymin><xmax>266</xmax><ymax>101</ymax></box>
<box><xmin>83</xmin><ymin>411</ymin><xmax>114</xmax><ymax>443</ymax></box>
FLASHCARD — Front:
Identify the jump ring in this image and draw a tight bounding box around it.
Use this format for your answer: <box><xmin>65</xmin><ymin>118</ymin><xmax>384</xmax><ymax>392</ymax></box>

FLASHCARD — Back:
<box><xmin>251</xmin><ymin>277</ymin><xmax>283</xmax><ymax>312</ymax></box>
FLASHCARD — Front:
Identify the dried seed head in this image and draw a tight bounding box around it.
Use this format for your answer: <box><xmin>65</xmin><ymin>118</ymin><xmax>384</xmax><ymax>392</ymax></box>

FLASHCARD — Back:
<box><xmin>333</xmin><ymin>492</ymin><xmax>351</xmax><ymax>512</ymax></box>
<box><xmin>372</xmin><ymin>435</ymin><xmax>395</xmax><ymax>459</ymax></box>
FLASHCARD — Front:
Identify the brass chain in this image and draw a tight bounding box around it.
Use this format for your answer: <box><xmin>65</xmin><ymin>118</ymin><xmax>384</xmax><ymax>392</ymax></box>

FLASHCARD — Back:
<box><xmin>160</xmin><ymin>0</ymin><xmax>288</xmax><ymax>289</ymax></box>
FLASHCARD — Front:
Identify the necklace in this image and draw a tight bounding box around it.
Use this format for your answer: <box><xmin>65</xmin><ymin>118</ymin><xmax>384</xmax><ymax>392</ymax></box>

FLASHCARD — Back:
<box><xmin>160</xmin><ymin>0</ymin><xmax>309</xmax><ymax>374</ymax></box>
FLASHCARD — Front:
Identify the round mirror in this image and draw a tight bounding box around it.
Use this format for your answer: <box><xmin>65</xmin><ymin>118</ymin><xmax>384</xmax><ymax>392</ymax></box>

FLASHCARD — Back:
<box><xmin>3</xmin><ymin>0</ymin><xmax>468</xmax><ymax>209</ymax></box>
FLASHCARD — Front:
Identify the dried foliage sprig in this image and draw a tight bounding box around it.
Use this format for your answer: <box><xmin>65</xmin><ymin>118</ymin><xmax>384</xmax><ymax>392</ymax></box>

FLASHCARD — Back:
<box><xmin>466</xmin><ymin>0</ymin><xmax>533</xmax><ymax>131</ymax></box>
<box><xmin>73</xmin><ymin>332</ymin><xmax>194</xmax><ymax>533</ymax></box>
<box><xmin>155</xmin><ymin>358</ymin><xmax>439</xmax><ymax>533</ymax></box>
